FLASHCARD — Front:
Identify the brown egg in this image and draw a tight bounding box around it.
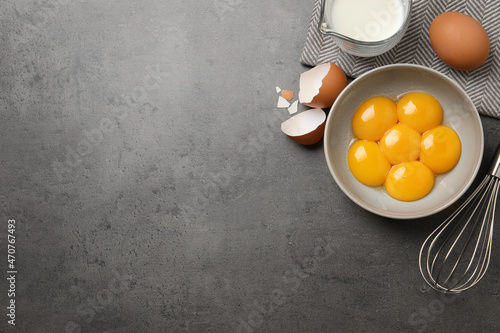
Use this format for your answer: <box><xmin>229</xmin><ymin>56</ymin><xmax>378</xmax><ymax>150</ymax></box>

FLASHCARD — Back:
<box><xmin>298</xmin><ymin>62</ymin><xmax>348</xmax><ymax>109</ymax></box>
<box><xmin>429</xmin><ymin>12</ymin><xmax>490</xmax><ymax>71</ymax></box>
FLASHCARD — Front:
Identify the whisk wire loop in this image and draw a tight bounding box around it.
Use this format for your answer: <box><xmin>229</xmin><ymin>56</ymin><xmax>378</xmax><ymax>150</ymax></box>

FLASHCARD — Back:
<box><xmin>419</xmin><ymin>174</ymin><xmax>499</xmax><ymax>293</ymax></box>
<box><xmin>444</xmin><ymin>179</ymin><xmax>496</xmax><ymax>289</ymax></box>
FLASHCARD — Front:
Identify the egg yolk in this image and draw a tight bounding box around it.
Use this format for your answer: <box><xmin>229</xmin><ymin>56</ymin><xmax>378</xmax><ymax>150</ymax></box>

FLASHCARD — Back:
<box><xmin>385</xmin><ymin>161</ymin><xmax>435</xmax><ymax>202</ymax></box>
<box><xmin>352</xmin><ymin>96</ymin><xmax>398</xmax><ymax>141</ymax></box>
<box><xmin>348</xmin><ymin>140</ymin><xmax>391</xmax><ymax>187</ymax></box>
<box><xmin>397</xmin><ymin>92</ymin><xmax>443</xmax><ymax>133</ymax></box>
<box><xmin>420</xmin><ymin>125</ymin><xmax>462</xmax><ymax>174</ymax></box>
<box><xmin>380</xmin><ymin>124</ymin><xmax>421</xmax><ymax>165</ymax></box>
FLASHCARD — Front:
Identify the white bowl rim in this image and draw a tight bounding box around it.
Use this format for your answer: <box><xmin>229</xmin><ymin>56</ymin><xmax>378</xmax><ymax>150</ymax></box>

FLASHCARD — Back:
<box><xmin>323</xmin><ymin>64</ymin><xmax>484</xmax><ymax>219</ymax></box>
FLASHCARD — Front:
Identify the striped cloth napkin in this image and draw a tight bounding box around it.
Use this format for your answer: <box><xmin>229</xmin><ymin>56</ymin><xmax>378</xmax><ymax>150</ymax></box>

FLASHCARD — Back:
<box><xmin>300</xmin><ymin>0</ymin><xmax>500</xmax><ymax>119</ymax></box>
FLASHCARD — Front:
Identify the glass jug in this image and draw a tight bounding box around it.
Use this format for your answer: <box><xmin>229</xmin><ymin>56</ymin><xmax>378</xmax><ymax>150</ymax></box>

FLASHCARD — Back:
<box><xmin>319</xmin><ymin>0</ymin><xmax>413</xmax><ymax>57</ymax></box>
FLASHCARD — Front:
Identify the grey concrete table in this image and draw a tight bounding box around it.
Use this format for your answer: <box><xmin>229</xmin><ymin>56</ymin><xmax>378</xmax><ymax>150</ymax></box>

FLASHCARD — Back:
<box><xmin>1</xmin><ymin>1</ymin><xmax>500</xmax><ymax>332</ymax></box>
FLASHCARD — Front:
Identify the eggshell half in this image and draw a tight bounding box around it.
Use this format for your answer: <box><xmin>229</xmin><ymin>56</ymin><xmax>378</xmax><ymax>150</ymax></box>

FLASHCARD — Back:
<box><xmin>281</xmin><ymin>108</ymin><xmax>326</xmax><ymax>145</ymax></box>
<box><xmin>299</xmin><ymin>62</ymin><xmax>348</xmax><ymax>109</ymax></box>
<box><xmin>429</xmin><ymin>12</ymin><xmax>490</xmax><ymax>71</ymax></box>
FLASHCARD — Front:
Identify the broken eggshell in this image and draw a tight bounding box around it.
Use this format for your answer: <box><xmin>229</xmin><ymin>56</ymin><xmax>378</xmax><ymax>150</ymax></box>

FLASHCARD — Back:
<box><xmin>298</xmin><ymin>62</ymin><xmax>348</xmax><ymax>109</ymax></box>
<box><xmin>281</xmin><ymin>108</ymin><xmax>326</xmax><ymax>145</ymax></box>
<box><xmin>281</xmin><ymin>89</ymin><xmax>294</xmax><ymax>101</ymax></box>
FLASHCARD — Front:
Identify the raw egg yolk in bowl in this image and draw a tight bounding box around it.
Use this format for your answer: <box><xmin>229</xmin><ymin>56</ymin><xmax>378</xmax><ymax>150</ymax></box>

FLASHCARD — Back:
<box><xmin>385</xmin><ymin>161</ymin><xmax>435</xmax><ymax>202</ymax></box>
<box><xmin>420</xmin><ymin>125</ymin><xmax>462</xmax><ymax>174</ymax></box>
<box><xmin>380</xmin><ymin>124</ymin><xmax>421</xmax><ymax>165</ymax></box>
<box><xmin>397</xmin><ymin>92</ymin><xmax>443</xmax><ymax>133</ymax></box>
<box><xmin>347</xmin><ymin>140</ymin><xmax>391</xmax><ymax>187</ymax></box>
<box><xmin>352</xmin><ymin>96</ymin><xmax>398</xmax><ymax>141</ymax></box>
<box><xmin>347</xmin><ymin>92</ymin><xmax>461</xmax><ymax>202</ymax></box>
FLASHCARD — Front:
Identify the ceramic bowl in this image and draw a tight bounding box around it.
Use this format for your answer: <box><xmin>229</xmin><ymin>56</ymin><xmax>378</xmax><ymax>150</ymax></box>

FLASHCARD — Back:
<box><xmin>324</xmin><ymin>64</ymin><xmax>484</xmax><ymax>219</ymax></box>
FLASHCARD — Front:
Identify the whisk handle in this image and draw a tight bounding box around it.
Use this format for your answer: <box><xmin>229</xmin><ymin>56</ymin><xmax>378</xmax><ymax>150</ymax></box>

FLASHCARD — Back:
<box><xmin>488</xmin><ymin>142</ymin><xmax>500</xmax><ymax>178</ymax></box>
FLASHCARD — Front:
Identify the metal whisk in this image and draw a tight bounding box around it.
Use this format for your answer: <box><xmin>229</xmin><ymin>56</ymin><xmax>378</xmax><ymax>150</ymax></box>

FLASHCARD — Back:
<box><xmin>419</xmin><ymin>142</ymin><xmax>500</xmax><ymax>293</ymax></box>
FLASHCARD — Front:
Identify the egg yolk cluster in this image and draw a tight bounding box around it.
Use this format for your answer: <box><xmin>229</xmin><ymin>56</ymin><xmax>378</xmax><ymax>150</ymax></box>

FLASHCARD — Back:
<box><xmin>348</xmin><ymin>92</ymin><xmax>462</xmax><ymax>202</ymax></box>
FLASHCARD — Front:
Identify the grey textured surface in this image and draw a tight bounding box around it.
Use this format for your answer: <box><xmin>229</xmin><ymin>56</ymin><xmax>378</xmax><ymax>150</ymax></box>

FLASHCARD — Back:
<box><xmin>1</xmin><ymin>0</ymin><xmax>500</xmax><ymax>332</ymax></box>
